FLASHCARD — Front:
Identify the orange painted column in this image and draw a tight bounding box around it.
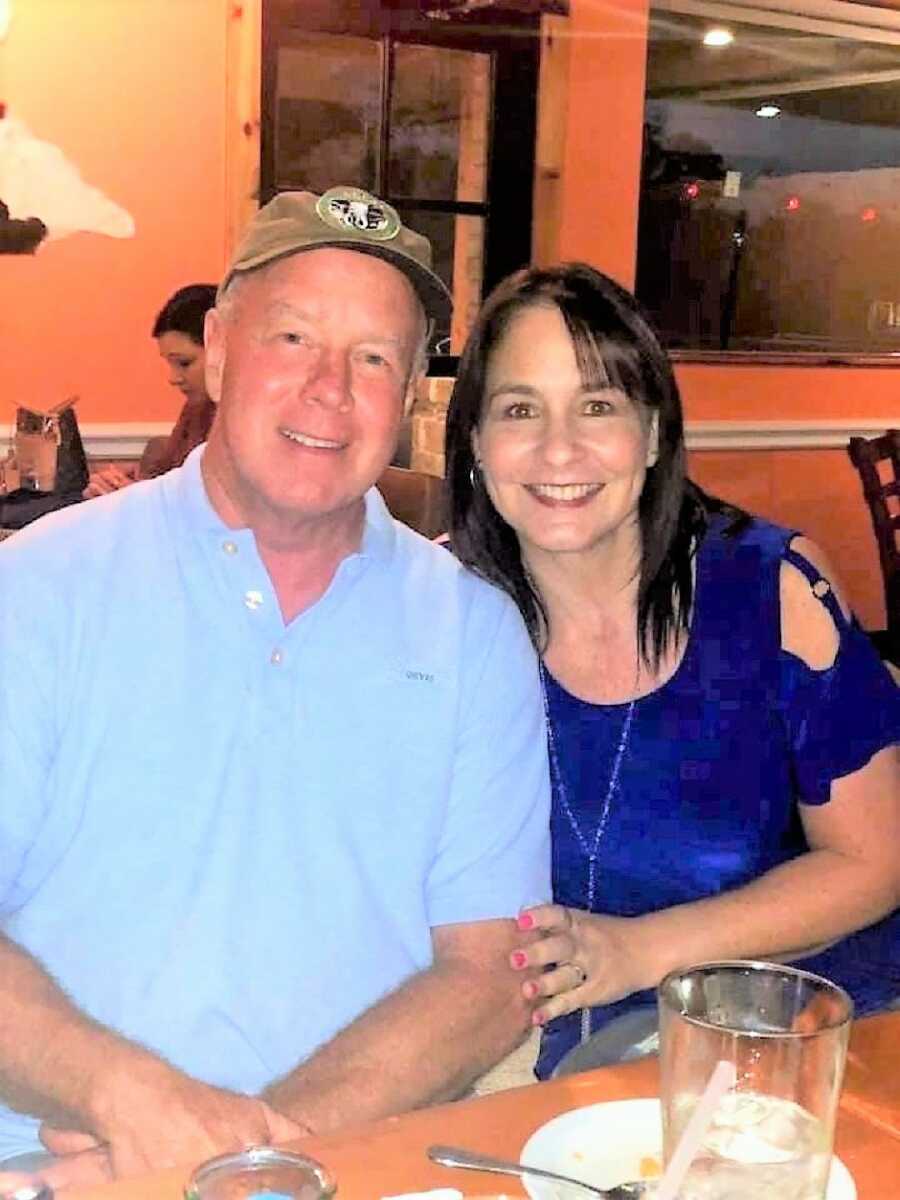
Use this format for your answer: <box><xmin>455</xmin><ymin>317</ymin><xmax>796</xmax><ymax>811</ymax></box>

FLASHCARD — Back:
<box><xmin>556</xmin><ymin>0</ymin><xmax>650</xmax><ymax>286</ymax></box>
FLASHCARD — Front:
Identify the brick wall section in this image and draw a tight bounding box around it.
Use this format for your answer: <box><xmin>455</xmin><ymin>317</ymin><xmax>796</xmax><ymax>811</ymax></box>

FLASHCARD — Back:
<box><xmin>410</xmin><ymin>376</ymin><xmax>453</xmax><ymax>478</ymax></box>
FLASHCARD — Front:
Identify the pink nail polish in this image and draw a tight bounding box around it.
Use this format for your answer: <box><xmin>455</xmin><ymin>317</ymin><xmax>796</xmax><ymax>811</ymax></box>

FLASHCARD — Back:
<box><xmin>517</xmin><ymin>912</ymin><xmax>534</xmax><ymax>930</ymax></box>
<box><xmin>532</xmin><ymin>1009</ymin><xmax>545</xmax><ymax>1027</ymax></box>
<box><xmin>523</xmin><ymin>981</ymin><xmax>538</xmax><ymax>1000</ymax></box>
<box><xmin>511</xmin><ymin>951</ymin><xmax>527</xmax><ymax>969</ymax></box>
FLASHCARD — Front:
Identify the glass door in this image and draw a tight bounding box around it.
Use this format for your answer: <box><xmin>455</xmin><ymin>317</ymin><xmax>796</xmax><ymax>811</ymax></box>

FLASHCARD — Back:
<box><xmin>262</xmin><ymin>0</ymin><xmax>540</xmax><ymax>360</ymax></box>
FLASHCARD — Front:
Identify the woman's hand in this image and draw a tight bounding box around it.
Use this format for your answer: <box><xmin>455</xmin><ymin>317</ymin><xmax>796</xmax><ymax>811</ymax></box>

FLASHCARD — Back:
<box><xmin>82</xmin><ymin>464</ymin><xmax>137</xmax><ymax>499</ymax></box>
<box><xmin>512</xmin><ymin>905</ymin><xmax>657</xmax><ymax>1026</ymax></box>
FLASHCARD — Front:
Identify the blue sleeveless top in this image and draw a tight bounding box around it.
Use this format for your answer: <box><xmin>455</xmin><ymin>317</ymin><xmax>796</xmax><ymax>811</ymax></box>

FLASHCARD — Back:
<box><xmin>536</xmin><ymin>513</ymin><xmax>900</xmax><ymax>1078</ymax></box>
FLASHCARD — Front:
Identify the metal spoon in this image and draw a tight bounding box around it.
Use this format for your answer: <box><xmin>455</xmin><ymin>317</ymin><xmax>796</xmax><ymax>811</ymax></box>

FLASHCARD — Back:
<box><xmin>427</xmin><ymin>1144</ymin><xmax>652</xmax><ymax>1199</ymax></box>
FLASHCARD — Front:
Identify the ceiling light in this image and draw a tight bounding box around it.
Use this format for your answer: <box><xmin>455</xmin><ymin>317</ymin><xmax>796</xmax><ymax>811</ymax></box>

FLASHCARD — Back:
<box><xmin>756</xmin><ymin>103</ymin><xmax>781</xmax><ymax>118</ymax></box>
<box><xmin>703</xmin><ymin>28</ymin><xmax>733</xmax><ymax>47</ymax></box>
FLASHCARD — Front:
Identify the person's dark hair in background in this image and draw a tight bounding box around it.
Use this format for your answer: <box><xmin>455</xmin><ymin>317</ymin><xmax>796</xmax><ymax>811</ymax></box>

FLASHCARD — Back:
<box><xmin>151</xmin><ymin>284</ymin><xmax>217</xmax><ymax>344</ymax></box>
<box><xmin>445</xmin><ymin>262</ymin><xmax>743</xmax><ymax>667</ymax></box>
<box><xmin>83</xmin><ymin>283</ymin><xmax>218</xmax><ymax>497</ymax></box>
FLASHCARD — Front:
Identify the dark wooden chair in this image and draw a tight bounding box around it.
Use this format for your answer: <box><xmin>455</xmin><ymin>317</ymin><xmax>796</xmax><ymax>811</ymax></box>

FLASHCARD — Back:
<box><xmin>376</xmin><ymin>465</ymin><xmax>446</xmax><ymax>540</ymax></box>
<box><xmin>847</xmin><ymin>429</ymin><xmax>900</xmax><ymax>664</ymax></box>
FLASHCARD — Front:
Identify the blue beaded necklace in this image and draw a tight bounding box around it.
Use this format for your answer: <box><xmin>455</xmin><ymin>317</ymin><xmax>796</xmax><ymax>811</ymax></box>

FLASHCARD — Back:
<box><xmin>539</xmin><ymin>662</ymin><xmax>637</xmax><ymax>1043</ymax></box>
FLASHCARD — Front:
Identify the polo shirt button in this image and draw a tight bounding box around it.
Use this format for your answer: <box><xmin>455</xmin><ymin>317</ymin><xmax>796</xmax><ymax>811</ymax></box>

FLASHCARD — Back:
<box><xmin>244</xmin><ymin>590</ymin><xmax>264</xmax><ymax>610</ymax></box>
<box><xmin>270</xmin><ymin>648</ymin><xmax>283</xmax><ymax>666</ymax></box>
<box><xmin>222</xmin><ymin>540</ymin><xmax>238</xmax><ymax>555</ymax></box>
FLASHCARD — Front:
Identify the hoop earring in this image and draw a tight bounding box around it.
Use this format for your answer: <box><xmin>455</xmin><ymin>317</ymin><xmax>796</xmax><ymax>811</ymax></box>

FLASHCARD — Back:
<box><xmin>469</xmin><ymin>463</ymin><xmax>479</xmax><ymax>489</ymax></box>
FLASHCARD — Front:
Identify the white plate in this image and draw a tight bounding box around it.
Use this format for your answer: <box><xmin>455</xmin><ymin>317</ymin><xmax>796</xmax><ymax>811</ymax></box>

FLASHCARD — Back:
<box><xmin>519</xmin><ymin>1098</ymin><xmax>855</xmax><ymax>1200</ymax></box>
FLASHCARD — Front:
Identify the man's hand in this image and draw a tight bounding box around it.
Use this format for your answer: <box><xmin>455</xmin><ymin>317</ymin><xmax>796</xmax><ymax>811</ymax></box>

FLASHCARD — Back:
<box><xmin>0</xmin><ymin>1148</ymin><xmax>113</xmax><ymax>1194</ymax></box>
<box><xmin>0</xmin><ymin>936</ymin><xmax>307</xmax><ymax>1189</ymax></box>
<box><xmin>55</xmin><ymin>1053</ymin><xmax>308</xmax><ymax>1184</ymax></box>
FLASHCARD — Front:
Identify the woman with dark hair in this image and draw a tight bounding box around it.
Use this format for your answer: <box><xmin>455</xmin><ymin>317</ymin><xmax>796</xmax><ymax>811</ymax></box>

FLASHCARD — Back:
<box><xmin>445</xmin><ymin>262</ymin><xmax>900</xmax><ymax>1080</ymax></box>
<box><xmin>84</xmin><ymin>284</ymin><xmax>217</xmax><ymax>497</ymax></box>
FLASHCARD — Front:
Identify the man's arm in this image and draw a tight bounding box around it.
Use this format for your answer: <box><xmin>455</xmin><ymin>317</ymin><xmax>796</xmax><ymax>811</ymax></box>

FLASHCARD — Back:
<box><xmin>263</xmin><ymin>586</ymin><xmax>550</xmax><ymax>1134</ymax></box>
<box><xmin>0</xmin><ymin>558</ymin><xmax>302</xmax><ymax>1184</ymax></box>
<box><xmin>263</xmin><ymin>917</ymin><xmax>534</xmax><ymax>1133</ymax></box>
<box><xmin>0</xmin><ymin>934</ymin><xmax>303</xmax><ymax>1181</ymax></box>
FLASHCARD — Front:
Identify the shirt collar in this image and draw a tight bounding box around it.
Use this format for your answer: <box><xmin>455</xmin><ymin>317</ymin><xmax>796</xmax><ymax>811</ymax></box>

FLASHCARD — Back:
<box><xmin>167</xmin><ymin>444</ymin><xmax>397</xmax><ymax>565</ymax></box>
<box><xmin>360</xmin><ymin>483</ymin><xmax>397</xmax><ymax>564</ymax></box>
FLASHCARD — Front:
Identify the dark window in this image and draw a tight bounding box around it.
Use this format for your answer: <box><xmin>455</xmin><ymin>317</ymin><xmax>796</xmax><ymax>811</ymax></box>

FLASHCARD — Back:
<box><xmin>262</xmin><ymin>0</ymin><xmax>541</xmax><ymax>364</ymax></box>
<box><xmin>637</xmin><ymin>0</ymin><xmax>900</xmax><ymax>360</ymax></box>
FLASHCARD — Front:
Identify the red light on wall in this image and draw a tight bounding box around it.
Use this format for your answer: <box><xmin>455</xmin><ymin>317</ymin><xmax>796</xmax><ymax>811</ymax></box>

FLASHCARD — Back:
<box><xmin>786</xmin><ymin>196</ymin><xmax>801</xmax><ymax>212</ymax></box>
<box><xmin>684</xmin><ymin>182</ymin><xmax>700</xmax><ymax>200</ymax></box>
<box><xmin>861</xmin><ymin>206</ymin><xmax>878</xmax><ymax>222</ymax></box>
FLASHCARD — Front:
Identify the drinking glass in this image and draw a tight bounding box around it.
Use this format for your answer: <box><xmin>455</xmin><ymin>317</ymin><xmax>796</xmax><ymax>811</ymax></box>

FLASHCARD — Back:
<box><xmin>185</xmin><ymin>1147</ymin><xmax>335</xmax><ymax>1200</ymax></box>
<box><xmin>0</xmin><ymin>1186</ymin><xmax>52</xmax><ymax>1200</ymax></box>
<box><xmin>658</xmin><ymin>960</ymin><xmax>853</xmax><ymax>1200</ymax></box>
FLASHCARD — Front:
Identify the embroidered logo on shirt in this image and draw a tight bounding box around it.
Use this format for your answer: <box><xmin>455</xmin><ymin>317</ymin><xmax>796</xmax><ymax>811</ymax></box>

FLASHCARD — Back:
<box><xmin>405</xmin><ymin>669</ymin><xmax>435</xmax><ymax>683</ymax></box>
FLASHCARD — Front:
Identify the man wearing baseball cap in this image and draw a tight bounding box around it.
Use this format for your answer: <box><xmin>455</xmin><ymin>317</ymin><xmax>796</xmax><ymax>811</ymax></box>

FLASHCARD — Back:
<box><xmin>0</xmin><ymin>187</ymin><xmax>550</xmax><ymax>1189</ymax></box>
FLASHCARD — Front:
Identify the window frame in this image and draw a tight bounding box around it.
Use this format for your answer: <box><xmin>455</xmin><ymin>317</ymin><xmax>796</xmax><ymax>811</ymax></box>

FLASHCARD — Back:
<box><xmin>261</xmin><ymin>0</ymin><xmax>541</xmax><ymax>373</ymax></box>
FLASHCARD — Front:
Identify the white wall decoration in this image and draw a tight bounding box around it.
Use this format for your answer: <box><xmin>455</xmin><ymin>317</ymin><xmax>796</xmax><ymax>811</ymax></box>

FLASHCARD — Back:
<box><xmin>0</xmin><ymin>114</ymin><xmax>135</xmax><ymax>244</ymax></box>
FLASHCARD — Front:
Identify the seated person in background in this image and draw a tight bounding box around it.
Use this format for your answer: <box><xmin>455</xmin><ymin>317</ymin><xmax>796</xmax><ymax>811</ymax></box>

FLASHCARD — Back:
<box><xmin>444</xmin><ymin>261</ymin><xmax>900</xmax><ymax>1080</ymax></box>
<box><xmin>83</xmin><ymin>284</ymin><xmax>217</xmax><ymax>497</ymax></box>
<box><xmin>0</xmin><ymin>188</ymin><xmax>550</xmax><ymax>1190</ymax></box>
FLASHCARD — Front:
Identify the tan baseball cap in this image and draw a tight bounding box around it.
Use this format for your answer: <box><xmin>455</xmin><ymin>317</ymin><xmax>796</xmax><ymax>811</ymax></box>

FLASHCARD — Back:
<box><xmin>219</xmin><ymin>186</ymin><xmax>451</xmax><ymax>321</ymax></box>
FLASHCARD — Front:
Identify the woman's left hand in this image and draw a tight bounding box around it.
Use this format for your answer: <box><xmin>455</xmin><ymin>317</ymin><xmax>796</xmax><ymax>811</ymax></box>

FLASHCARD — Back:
<box><xmin>511</xmin><ymin>904</ymin><xmax>654</xmax><ymax>1025</ymax></box>
<box><xmin>82</xmin><ymin>464</ymin><xmax>138</xmax><ymax>499</ymax></box>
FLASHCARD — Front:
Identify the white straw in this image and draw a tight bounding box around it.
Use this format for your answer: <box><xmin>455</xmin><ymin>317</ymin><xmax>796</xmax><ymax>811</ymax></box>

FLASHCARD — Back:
<box><xmin>655</xmin><ymin>1059</ymin><xmax>738</xmax><ymax>1200</ymax></box>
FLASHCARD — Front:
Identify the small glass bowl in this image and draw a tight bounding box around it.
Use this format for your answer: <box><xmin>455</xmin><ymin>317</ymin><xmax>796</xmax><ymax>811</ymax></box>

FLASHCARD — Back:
<box><xmin>184</xmin><ymin>1147</ymin><xmax>336</xmax><ymax>1200</ymax></box>
<box><xmin>0</xmin><ymin>1187</ymin><xmax>53</xmax><ymax>1200</ymax></box>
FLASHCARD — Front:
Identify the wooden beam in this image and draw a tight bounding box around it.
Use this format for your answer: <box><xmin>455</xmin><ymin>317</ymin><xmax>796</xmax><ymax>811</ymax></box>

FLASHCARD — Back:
<box><xmin>451</xmin><ymin>51</ymin><xmax>491</xmax><ymax>351</ymax></box>
<box><xmin>225</xmin><ymin>0</ymin><xmax>262</xmax><ymax>261</ymax></box>
<box><xmin>532</xmin><ymin>13</ymin><xmax>570</xmax><ymax>265</ymax></box>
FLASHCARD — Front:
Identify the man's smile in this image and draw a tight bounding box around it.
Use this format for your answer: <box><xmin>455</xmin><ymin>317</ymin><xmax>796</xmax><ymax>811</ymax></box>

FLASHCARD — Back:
<box><xmin>278</xmin><ymin>426</ymin><xmax>346</xmax><ymax>450</ymax></box>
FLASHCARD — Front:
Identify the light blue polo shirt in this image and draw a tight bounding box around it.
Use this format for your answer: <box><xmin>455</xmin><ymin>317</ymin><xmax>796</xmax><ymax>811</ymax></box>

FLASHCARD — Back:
<box><xmin>0</xmin><ymin>448</ymin><xmax>550</xmax><ymax>1160</ymax></box>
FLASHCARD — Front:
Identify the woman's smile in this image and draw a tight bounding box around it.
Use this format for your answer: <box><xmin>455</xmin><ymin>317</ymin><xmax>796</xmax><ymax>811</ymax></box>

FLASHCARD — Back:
<box><xmin>525</xmin><ymin>483</ymin><xmax>604</xmax><ymax>505</ymax></box>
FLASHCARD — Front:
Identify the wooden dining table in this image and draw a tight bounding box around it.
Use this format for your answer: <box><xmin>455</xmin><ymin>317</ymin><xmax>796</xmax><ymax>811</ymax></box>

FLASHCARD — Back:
<box><xmin>71</xmin><ymin>1011</ymin><xmax>900</xmax><ymax>1200</ymax></box>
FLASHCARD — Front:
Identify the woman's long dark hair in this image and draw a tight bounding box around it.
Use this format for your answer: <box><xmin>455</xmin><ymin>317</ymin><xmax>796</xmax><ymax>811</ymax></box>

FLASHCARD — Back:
<box><xmin>445</xmin><ymin>262</ymin><xmax>742</xmax><ymax>667</ymax></box>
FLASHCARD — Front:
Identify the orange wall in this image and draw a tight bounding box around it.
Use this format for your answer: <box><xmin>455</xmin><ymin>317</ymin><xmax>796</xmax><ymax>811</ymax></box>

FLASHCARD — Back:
<box><xmin>678</xmin><ymin>363</ymin><xmax>893</xmax><ymax>628</ymax></box>
<box><xmin>557</xmin><ymin>0</ymin><xmax>648</xmax><ymax>286</ymax></box>
<box><xmin>558</xmin><ymin>0</ymin><xmax>896</xmax><ymax>630</ymax></box>
<box><xmin>686</xmin><ymin>447</ymin><xmax>884</xmax><ymax>630</ymax></box>
<box><xmin>0</xmin><ymin>0</ymin><xmax>228</xmax><ymax>426</ymax></box>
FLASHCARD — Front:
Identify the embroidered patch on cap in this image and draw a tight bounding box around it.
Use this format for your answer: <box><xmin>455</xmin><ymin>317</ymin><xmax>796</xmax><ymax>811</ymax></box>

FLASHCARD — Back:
<box><xmin>316</xmin><ymin>186</ymin><xmax>401</xmax><ymax>241</ymax></box>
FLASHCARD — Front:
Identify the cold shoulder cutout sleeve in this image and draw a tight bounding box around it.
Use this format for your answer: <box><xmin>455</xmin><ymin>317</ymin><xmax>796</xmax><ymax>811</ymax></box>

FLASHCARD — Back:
<box><xmin>778</xmin><ymin>541</ymin><xmax>900</xmax><ymax>806</ymax></box>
